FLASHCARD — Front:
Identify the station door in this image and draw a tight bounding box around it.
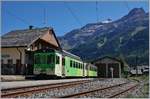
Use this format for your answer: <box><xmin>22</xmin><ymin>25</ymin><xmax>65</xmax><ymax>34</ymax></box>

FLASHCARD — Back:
<box><xmin>108</xmin><ymin>63</ymin><xmax>120</xmax><ymax>78</ymax></box>
<box><xmin>96</xmin><ymin>63</ymin><xmax>106</xmax><ymax>77</ymax></box>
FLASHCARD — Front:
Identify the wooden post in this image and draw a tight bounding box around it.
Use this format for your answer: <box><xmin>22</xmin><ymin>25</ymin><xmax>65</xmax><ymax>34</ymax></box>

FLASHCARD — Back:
<box><xmin>106</xmin><ymin>64</ymin><xmax>108</xmax><ymax>78</ymax></box>
<box><xmin>119</xmin><ymin>64</ymin><xmax>121</xmax><ymax>78</ymax></box>
<box><xmin>110</xmin><ymin>67</ymin><xmax>114</xmax><ymax>78</ymax></box>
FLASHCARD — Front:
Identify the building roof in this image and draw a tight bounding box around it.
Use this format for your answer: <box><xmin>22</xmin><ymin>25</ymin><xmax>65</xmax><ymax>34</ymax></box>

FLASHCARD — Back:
<box><xmin>92</xmin><ymin>56</ymin><xmax>123</xmax><ymax>63</ymax></box>
<box><xmin>1</xmin><ymin>27</ymin><xmax>61</xmax><ymax>49</ymax></box>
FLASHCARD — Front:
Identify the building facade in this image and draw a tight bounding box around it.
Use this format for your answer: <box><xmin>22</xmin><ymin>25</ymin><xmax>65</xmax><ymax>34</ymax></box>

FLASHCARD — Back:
<box><xmin>92</xmin><ymin>56</ymin><xmax>124</xmax><ymax>78</ymax></box>
<box><xmin>1</xmin><ymin>27</ymin><xmax>61</xmax><ymax>75</ymax></box>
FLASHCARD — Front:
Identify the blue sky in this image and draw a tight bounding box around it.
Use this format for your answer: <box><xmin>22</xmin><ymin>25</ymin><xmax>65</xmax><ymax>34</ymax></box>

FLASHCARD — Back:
<box><xmin>1</xmin><ymin>1</ymin><xmax>149</xmax><ymax>36</ymax></box>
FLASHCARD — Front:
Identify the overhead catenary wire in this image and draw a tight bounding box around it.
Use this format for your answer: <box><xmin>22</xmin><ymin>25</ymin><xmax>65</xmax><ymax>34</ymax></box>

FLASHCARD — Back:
<box><xmin>5</xmin><ymin>10</ymin><xmax>30</xmax><ymax>25</ymax></box>
<box><xmin>124</xmin><ymin>1</ymin><xmax>130</xmax><ymax>11</ymax></box>
<box><xmin>63</xmin><ymin>2</ymin><xmax>82</xmax><ymax>26</ymax></box>
<box><xmin>96</xmin><ymin>1</ymin><xmax>99</xmax><ymax>22</ymax></box>
<box><xmin>43</xmin><ymin>7</ymin><xmax>46</xmax><ymax>25</ymax></box>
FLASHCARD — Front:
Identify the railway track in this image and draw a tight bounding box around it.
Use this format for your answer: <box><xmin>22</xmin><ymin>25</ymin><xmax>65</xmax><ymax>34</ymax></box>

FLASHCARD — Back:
<box><xmin>1</xmin><ymin>78</ymin><xmax>137</xmax><ymax>98</ymax></box>
<box><xmin>109</xmin><ymin>83</ymin><xmax>139</xmax><ymax>98</ymax></box>
<box><xmin>1</xmin><ymin>79</ymin><xmax>94</xmax><ymax>98</ymax></box>
<box><xmin>58</xmin><ymin>80</ymin><xmax>139</xmax><ymax>98</ymax></box>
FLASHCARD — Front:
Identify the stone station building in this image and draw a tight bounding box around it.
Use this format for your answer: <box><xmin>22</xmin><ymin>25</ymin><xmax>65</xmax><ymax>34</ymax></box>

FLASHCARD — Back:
<box><xmin>1</xmin><ymin>27</ymin><xmax>61</xmax><ymax>75</ymax></box>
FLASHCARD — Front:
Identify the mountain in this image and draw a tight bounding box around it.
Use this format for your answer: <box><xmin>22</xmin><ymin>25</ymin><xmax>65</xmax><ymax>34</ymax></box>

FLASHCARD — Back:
<box><xmin>58</xmin><ymin>8</ymin><xmax>149</xmax><ymax>66</ymax></box>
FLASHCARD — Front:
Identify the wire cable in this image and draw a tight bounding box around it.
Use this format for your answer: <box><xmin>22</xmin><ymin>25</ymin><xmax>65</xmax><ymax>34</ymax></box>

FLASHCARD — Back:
<box><xmin>63</xmin><ymin>2</ymin><xmax>82</xmax><ymax>26</ymax></box>
<box><xmin>5</xmin><ymin>10</ymin><xmax>30</xmax><ymax>25</ymax></box>
<box><xmin>96</xmin><ymin>1</ymin><xmax>99</xmax><ymax>22</ymax></box>
<box><xmin>124</xmin><ymin>1</ymin><xmax>130</xmax><ymax>11</ymax></box>
<box><xmin>43</xmin><ymin>7</ymin><xmax>46</xmax><ymax>25</ymax></box>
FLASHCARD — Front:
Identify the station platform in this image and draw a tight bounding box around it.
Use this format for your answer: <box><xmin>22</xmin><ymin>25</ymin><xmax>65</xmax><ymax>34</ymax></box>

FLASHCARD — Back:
<box><xmin>1</xmin><ymin>75</ymin><xmax>26</xmax><ymax>82</ymax></box>
<box><xmin>1</xmin><ymin>78</ymin><xmax>93</xmax><ymax>90</ymax></box>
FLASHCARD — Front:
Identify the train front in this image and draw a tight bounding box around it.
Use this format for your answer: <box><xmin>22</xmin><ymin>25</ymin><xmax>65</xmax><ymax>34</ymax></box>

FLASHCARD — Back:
<box><xmin>33</xmin><ymin>50</ymin><xmax>55</xmax><ymax>76</ymax></box>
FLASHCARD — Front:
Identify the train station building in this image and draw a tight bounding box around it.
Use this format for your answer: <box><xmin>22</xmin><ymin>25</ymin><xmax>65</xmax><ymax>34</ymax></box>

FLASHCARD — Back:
<box><xmin>1</xmin><ymin>27</ymin><xmax>61</xmax><ymax>75</ymax></box>
<box><xmin>92</xmin><ymin>56</ymin><xmax>124</xmax><ymax>78</ymax></box>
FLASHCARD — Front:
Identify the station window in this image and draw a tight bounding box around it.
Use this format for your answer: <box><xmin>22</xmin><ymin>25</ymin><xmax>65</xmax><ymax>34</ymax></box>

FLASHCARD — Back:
<box><xmin>16</xmin><ymin>59</ymin><xmax>21</xmax><ymax>64</ymax></box>
<box><xmin>8</xmin><ymin>59</ymin><xmax>13</xmax><ymax>65</ymax></box>
<box><xmin>56</xmin><ymin>55</ymin><xmax>60</xmax><ymax>64</ymax></box>
<box><xmin>1</xmin><ymin>59</ymin><xmax>4</xmax><ymax>65</ymax></box>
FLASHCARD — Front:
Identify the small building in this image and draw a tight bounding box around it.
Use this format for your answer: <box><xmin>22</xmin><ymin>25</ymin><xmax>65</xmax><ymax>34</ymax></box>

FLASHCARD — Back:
<box><xmin>130</xmin><ymin>69</ymin><xmax>143</xmax><ymax>75</ymax></box>
<box><xmin>1</xmin><ymin>27</ymin><xmax>61</xmax><ymax>75</ymax></box>
<box><xmin>92</xmin><ymin>56</ymin><xmax>124</xmax><ymax>78</ymax></box>
<box><xmin>129</xmin><ymin>65</ymin><xmax>149</xmax><ymax>75</ymax></box>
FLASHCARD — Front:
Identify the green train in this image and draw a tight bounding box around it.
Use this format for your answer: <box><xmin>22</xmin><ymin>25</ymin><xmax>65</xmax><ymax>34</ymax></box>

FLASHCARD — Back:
<box><xmin>33</xmin><ymin>49</ymin><xmax>97</xmax><ymax>78</ymax></box>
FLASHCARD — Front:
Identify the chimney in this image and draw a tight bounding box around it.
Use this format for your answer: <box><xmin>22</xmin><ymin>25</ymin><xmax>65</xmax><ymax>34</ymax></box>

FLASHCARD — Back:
<box><xmin>29</xmin><ymin>25</ymin><xmax>33</xmax><ymax>30</ymax></box>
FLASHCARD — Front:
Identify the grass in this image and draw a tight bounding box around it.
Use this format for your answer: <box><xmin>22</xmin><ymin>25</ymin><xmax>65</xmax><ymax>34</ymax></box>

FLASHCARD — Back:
<box><xmin>128</xmin><ymin>75</ymin><xmax>149</xmax><ymax>81</ymax></box>
<box><xmin>126</xmin><ymin>75</ymin><xmax>149</xmax><ymax>98</ymax></box>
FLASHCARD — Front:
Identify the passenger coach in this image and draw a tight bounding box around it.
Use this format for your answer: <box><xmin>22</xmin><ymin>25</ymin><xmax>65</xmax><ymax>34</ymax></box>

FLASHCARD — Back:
<box><xmin>33</xmin><ymin>48</ymin><xmax>97</xmax><ymax>78</ymax></box>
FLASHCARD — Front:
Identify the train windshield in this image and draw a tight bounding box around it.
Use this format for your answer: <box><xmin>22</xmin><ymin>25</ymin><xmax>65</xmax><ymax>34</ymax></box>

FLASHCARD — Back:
<box><xmin>34</xmin><ymin>54</ymin><xmax>46</xmax><ymax>64</ymax></box>
<box><xmin>34</xmin><ymin>54</ymin><xmax>54</xmax><ymax>64</ymax></box>
<box><xmin>47</xmin><ymin>54</ymin><xmax>54</xmax><ymax>64</ymax></box>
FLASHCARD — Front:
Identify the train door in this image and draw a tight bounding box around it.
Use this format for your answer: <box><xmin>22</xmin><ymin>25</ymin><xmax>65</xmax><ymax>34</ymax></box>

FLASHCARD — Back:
<box><xmin>87</xmin><ymin>64</ymin><xmax>89</xmax><ymax>77</ymax></box>
<box><xmin>62</xmin><ymin>57</ymin><xmax>65</xmax><ymax>77</ymax></box>
<box><xmin>16</xmin><ymin>59</ymin><xmax>21</xmax><ymax>75</ymax></box>
<box><xmin>25</xmin><ymin>51</ymin><xmax>34</xmax><ymax>75</ymax></box>
<box><xmin>83</xmin><ymin>63</ymin><xmax>85</xmax><ymax>77</ymax></box>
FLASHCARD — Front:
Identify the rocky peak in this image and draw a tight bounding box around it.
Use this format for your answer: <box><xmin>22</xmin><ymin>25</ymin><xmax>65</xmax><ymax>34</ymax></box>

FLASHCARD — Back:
<box><xmin>127</xmin><ymin>8</ymin><xmax>146</xmax><ymax>17</ymax></box>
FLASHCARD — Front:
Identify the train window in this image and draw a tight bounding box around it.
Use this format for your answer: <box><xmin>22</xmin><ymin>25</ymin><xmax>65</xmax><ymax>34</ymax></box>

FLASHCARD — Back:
<box><xmin>79</xmin><ymin>63</ymin><xmax>80</xmax><ymax>69</ymax></box>
<box><xmin>75</xmin><ymin>62</ymin><xmax>77</xmax><ymax>68</ymax></box>
<box><xmin>47</xmin><ymin>54</ymin><xmax>54</xmax><ymax>64</ymax></box>
<box><xmin>56</xmin><ymin>55</ymin><xmax>60</xmax><ymax>64</ymax></box>
<box><xmin>78</xmin><ymin>63</ymin><xmax>80</xmax><ymax>69</ymax></box>
<box><xmin>78</xmin><ymin>62</ymin><xmax>79</xmax><ymax>68</ymax></box>
<box><xmin>79</xmin><ymin>63</ymin><xmax>81</xmax><ymax>69</ymax></box>
<box><xmin>41</xmin><ymin>55</ymin><xmax>46</xmax><ymax>64</ymax></box>
<box><xmin>73</xmin><ymin>61</ymin><xmax>76</xmax><ymax>68</ymax></box>
<box><xmin>62</xmin><ymin>58</ymin><xmax>65</xmax><ymax>65</ymax></box>
<box><xmin>34</xmin><ymin>54</ymin><xmax>40</xmax><ymax>64</ymax></box>
<box><xmin>76</xmin><ymin>62</ymin><xmax>78</xmax><ymax>68</ymax></box>
<box><xmin>70</xmin><ymin>60</ymin><xmax>72</xmax><ymax>67</ymax></box>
